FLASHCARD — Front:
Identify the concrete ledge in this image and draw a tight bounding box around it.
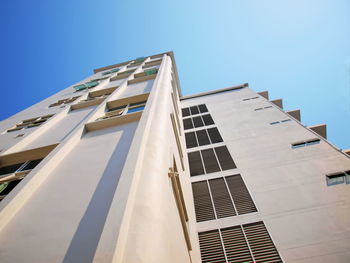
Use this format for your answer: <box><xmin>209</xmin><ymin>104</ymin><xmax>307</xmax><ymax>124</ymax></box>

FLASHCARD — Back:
<box><xmin>271</xmin><ymin>99</ymin><xmax>283</xmax><ymax>109</ymax></box>
<box><xmin>89</xmin><ymin>87</ymin><xmax>118</xmax><ymax>98</ymax></box>
<box><xmin>70</xmin><ymin>98</ymin><xmax>105</xmax><ymax>110</ymax></box>
<box><xmin>85</xmin><ymin>111</ymin><xmax>142</xmax><ymax>132</ymax></box>
<box><xmin>127</xmin><ymin>74</ymin><xmax>156</xmax><ymax>85</ymax></box>
<box><xmin>0</xmin><ymin>144</ymin><xmax>58</xmax><ymax>166</ymax></box>
<box><xmin>107</xmin><ymin>93</ymin><xmax>149</xmax><ymax>110</ymax></box>
<box><xmin>287</xmin><ymin>109</ymin><xmax>301</xmax><ymax>121</ymax></box>
<box><xmin>258</xmin><ymin>91</ymin><xmax>269</xmax><ymax>100</ymax></box>
<box><xmin>181</xmin><ymin>83</ymin><xmax>248</xmax><ymax>100</ymax></box>
<box><xmin>343</xmin><ymin>149</ymin><xmax>350</xmax><ymax>156</ymax></box>
<box><xmin>308</xmin><ymin>124</ymin><xmax>327</xmax><ymax>139</ymax></box>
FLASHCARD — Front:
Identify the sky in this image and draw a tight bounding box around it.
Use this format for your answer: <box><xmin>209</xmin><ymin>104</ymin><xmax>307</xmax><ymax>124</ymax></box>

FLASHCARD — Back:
<box><xmin>0</xmin><ymin>0</ymin><xmax>349</xmax><ymax>149</ymax></box>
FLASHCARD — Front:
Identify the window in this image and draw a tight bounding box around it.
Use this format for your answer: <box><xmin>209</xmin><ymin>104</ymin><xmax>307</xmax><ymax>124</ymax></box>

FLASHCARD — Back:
<box><xmin>182</xmin><ymin>114</ymin><xmax>215</xmax><ymax>130</ymax></box>
<box><xmin>102</xmin><ymin>68</ymin><xmax>120</xmax><ymax>76</ymax></box>
<box><xmin>198</xmin><ymin>222</ymin><xmax>282</xmax><ymax>263</ymax></box>
<box><xmin>7</xmin><ymin>115</ymin><xmax>54</xmax><ymax>132</ymax></box>
<box><xmin>254</xmin><ymin>105</ymin><xmax>272</xmax><ymax>111</ymax></box>
<box><xmin>269</xmin><ymin>119</ymin><xmax>291</xmax><ymax>125</ymax></box>
<box><xmin>131</xmin><ymin>68</ymin><xmax>158</xmax><ymax>83</ymax></box>
<box><xmin>96</xmin><ymin>100</ymin><xmax>147</xmax><ymax>121</ymax></box>
<box><xmin>182</xmin><ymin>104</ymin><xmax>208</xmax><ymax>117</ymax></box>
<box><xmin>242</xmin><ymin>96</ymin><xmax>259</xmax><ymax>101</ymax></box>
<box><xmin>192</xmin><ymin>174</ymin><xmax>257</xmax><ymax>222</ymax></box>
<box><xmin>0</xmin><ymin>159</ymin><xmax>43</xmax><ymax>201</ymax></box>
<box><xmin>73</xmin><ymin>80</ymin><xmax>99</xmax><ymax>92</ymax></box>
<box><xmin>188</xmin><ymin>146</ymin><xmax>236</xmax><ymax>176</ymax></box>
<box><xmin>168</xmin><ymin>161</ymin><xmax>191</xmax><ymax>251</ymax></box>
<box><xmin>49</xmin><ymin>96</ymin><xmax>80</xmax><ymax>107</ymax></box>
<box><xmin>291</xmin><ymin>138</ymin><xmax>320</xmax><ymax>148</ymax></box>
<box><xmin>143</xmin><ymin>58</ymin><xmax>162</xmax><ymax>68</ymax></box>
<box><xmin>110</xmin><ymin>69</ymin><xmax>135</xmax><ymax>81</ymax></box>
<box><xmin>326</xmin><ymin>171</ymin><xmax>350</xmax><ymax>186</ymax></box>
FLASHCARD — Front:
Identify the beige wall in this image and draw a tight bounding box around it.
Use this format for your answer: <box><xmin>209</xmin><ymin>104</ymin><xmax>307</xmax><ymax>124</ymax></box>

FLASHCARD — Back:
<box><xmin>181</xmin><ymin>87</ymin><xmax>350</xmax><ymax>262</ymax></box>
<box><xmin>0</xmin><ymin>53</ymin><xmax>200</xmax><ymax>263</ymax></box>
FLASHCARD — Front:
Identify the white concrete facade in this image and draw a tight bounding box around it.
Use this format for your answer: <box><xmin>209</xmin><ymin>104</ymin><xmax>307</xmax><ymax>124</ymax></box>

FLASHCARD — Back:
<box><xmin>0</xmin><ymin>52</ymin><xmax>349</xmax><ymax>263</ymax></box>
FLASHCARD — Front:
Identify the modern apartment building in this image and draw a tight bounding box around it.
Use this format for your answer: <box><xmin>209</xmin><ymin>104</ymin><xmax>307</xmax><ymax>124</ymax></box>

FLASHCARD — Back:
<box><xmin>0</xmin><ymin>52</ymin><xmax>349</xmax><ymax>263</ymax></box>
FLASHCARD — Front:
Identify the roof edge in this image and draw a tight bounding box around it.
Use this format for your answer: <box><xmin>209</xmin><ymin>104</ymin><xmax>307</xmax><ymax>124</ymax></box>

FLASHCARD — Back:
<box><xmin>180</xmin><ymin>83</ymin><xmax>248</xmax><ymax>100</ymax></box>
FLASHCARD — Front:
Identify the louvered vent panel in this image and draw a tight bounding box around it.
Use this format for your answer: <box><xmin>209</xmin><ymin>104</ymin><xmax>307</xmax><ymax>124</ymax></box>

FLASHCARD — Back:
<box><xmin>215</xmin><ymin>146</ymin><xmax>237</xmax><ymax>170</ymax></box>
<box><xmin>198</xmin><ymin>230</ymin><xmax>226</xmax><ymax>263</ymax></box>
<box><xmin>226</xmin><ymin>175</ymin><xmax>257</xmax><ymax>215</ymax></box>
<box><xmin>198</xmin><ymin>104</ymin><xmax>208</xmax><ymax>113</ymax></box>
<box><xmin>193</xmin><ymin>116</ymin><xmax>205</xmax><ymax>128</ymax></box>
<box><xmin>207</xmin><ymin>127</ymin><xmax>223</xmax><ymax>143</ymax></box>
<box><xmin>201</xmin><ymin>149</ymin><xmax>221</xmax><ymax>173</ymax></box>
<box><xmin>183</xmin><ymin>118</ymin><xmax>194</xmax><ymax>130</ymax></box>
<box><xmin>190</xmin><ymin>106</ymin><xmax>200</xmax><ymax>115</ymax></box>
<box><xmin>221</xmin><ymin>226</ymin><xmax>254</xmax><ymax>263</ymax></box>
<box><xmin>182</xmin><ymin>108</ymin><xmax>190</xmax><ymax>117</ymax></box>
<box><xmin>192</xmin><ymin>181</ymin><xmax>216</xmax><ymax>222</ymax></box>
<box><xmin>202</xmin><ymin>114</ymin><xmax>215</xmax><ymax>125</ymax></box>
<box><xmin>185</xmin><ymin>132</ymin><xmax>198</xmax><ymax>148</ymax></box>
<box><xmin>209</xmin><ymin>178</ymin><xmax>236</xmax><ymax>218</ymax></box>
<box><xmin>196</xmin><ymin>129</ymin><xmax>211</xmax><ymax>146</ymax></box>
<box><xmin>243</xmin><ymin>222</ymin><xmax>283</xmax><ymax>263</ymax></box>
<box><xmin>188</xmin><ymin>151</ymin><xmax>205</xmax><ymax>176</ymax></box>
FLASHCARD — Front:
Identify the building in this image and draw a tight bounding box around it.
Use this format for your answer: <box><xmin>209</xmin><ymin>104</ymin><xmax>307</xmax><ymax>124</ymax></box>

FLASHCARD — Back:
<box><xmin>0</xmin><ymin>52</ymin><xmax>349</xmax><ymax>263</ymax></box>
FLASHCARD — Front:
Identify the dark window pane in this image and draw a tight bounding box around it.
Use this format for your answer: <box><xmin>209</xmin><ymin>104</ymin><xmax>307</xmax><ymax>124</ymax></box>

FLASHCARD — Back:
<box><xmin>192</xmin><ymin>181</ymin><xmax>216</xmax><ymax>222</ymax></box>
<box><xmin>196</xmin><ymin>130</ymin><xmax>211</xmax><ymax>146</ymax></box>
<box><xmin>202</xmin><ymin>114</ymin><xmax>214</xmax><ymax>125</ymax></box>
<box><xmin>185</xmin><ymin>132</ymin><xmax>198</xmax><ymax>149</ymax></box>
<box><xmin>190</xmin><ymin>106</ymin><xmax>199</xmax><ymax>115</ymax></box>
<box><xmin>209</xmin><ymin>178</ymin><xmax>236</xmax><ymax>218</ymax></box>
<box><xmin>21</xmin><ymin>159</ymin><xmax>43</xmax><ymax>171</ymax></box>
<box><xmin>215</xmin><ymin>146</ymin><xmax>237</xmax><ymax>170</ymax></box>
<box><xmin>198</xmin><ymin>230</ymin><xmax>226</xmax><ymax>263</ymax></box>
<box><xmin>182</xmin><ymin>108</ymin><xmax>190</xmax><ymax>117</ymax></box>
<box><xmin>207</xmin><ymin>127</ymin><xmax>223</xmax><ymax>143</ymax></box>
<box><xmin>201</xmin><ymin>149</ymin><xmax>220</xmax><ymax>173</ymax></box>
<box><xmin>0</xmin><ymin>179</ymin><xmax>22</xmax><ymax>196</ymax></box>
<box><xmin>188</xmin><ymin>151</ymin><xmax>205</xmax><ymax>176</ymax></box>
<box><xmin>183</xmin><ymin>118</ymin><xmax>194</xmax><ymax>130</ymax></box>
<box><xmin>198</xmin><ymin>104</ymin><xmax>208</xmax><ymax>113</ymax></box>
<box><xmin>0</xmin><ymin>163</ymin><xmax>24</xmax><ymax>175</ymax></box>
<box><xmin>225</xmin><ymin>174</ymin><xmax>257</xmax><ymax>215</ymax></box>
<box><xmin>192</xmin><ymin>116</ymin><xmax>204</xmax><ymax>128</ymax></box>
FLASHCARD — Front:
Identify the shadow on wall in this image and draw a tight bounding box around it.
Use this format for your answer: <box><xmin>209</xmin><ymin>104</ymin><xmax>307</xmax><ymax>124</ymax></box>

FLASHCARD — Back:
<box><xmin>62</xmin><ymin>124</ymin><xmax>136</xmax><ymax>263</ymax></box>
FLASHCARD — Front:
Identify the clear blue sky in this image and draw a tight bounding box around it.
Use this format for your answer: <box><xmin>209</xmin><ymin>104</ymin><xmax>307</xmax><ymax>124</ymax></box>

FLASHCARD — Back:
<box><xmin>1</xmin><ymin>0</ymin><xmax>349</xmax><ymax>149</ymax></box>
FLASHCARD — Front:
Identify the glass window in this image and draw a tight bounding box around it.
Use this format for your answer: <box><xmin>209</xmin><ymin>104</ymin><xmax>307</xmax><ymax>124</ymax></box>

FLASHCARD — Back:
<box><xmin>326</xmin><ymin>173</ymin><xmax>345</xmax><ymax>186</ymax></box>
<box><xmin>127</xmin><ymin>105</ymin><xmax>145</xmax><ymax>114</ymax></box>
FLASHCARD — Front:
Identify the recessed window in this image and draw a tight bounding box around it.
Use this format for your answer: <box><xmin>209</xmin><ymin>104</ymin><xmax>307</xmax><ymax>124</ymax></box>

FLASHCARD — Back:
<box><xmin>7</xmin><ymin>115</ymin><xmax>54</xmax><ymax>133</ymax></box>
<box><xmin>291</xmin><ymin>138</ymin><xmax>321</xmax><ymax>148</ymax></box>
<box><xmin>73</xmin><ymin>80</ymin><xmax>99</xmax><ymax>92</ymax></box>
<box><xmin>326</xmin><ymin>171</ymin><xmax>350</xmax><ymax>186</ymax></box>
<box><xmin>49</xmin><ymin>96</ymin><xmax>80</xmax><ymax>107</ymax></box>
<box><xmin>96</xmin><ymin>100</ymin><xmax>147</xmax><ymax>121</ymax></box>
<box><xmin>127</xmin><ymin>105</ymin><xmax>145</xmax><ymax>114</ymax></box>
<box><xmin>101</xmin><ymin>68</ymin><xmax>120</xmax><ymax>76</ymax></box>
<box><xmin>0</xmin><ymin>159</ymin><xmax>44</xmax><ymax>201</ymax></box>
